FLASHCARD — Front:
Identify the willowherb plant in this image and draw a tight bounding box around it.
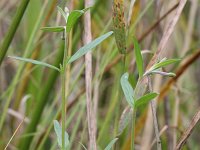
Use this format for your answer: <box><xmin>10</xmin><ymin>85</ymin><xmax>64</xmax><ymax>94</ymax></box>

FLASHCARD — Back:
<box><xmin>9</xmin><ymin>6</ymin><xmax>113</xmax><ymax>150</ymax></box>
<box><xmin>119</xmin><ymin>37</ymin><xmax>180</xmax><ymax>150</ymax></box>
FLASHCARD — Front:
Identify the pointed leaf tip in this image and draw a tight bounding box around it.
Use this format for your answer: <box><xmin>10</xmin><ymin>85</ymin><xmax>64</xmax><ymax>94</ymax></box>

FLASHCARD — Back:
<box><xmin>67</xmin><ymin>31</ymin><xmax>113</xmax><ymax>64</ymax></box>
<box><xmin>135</xmin><ymin>93</ymin><xmax>158</xmax><ymax>108</ymax></box>
<box><xmin>8</xmin><ymin>56</ymin><xmax>60</xmax><ymax>71</ymax></box>
<box><xmin>104</xmin><ymin>138</ymin><xmax>118</xmax><ymax>150</ymax></box>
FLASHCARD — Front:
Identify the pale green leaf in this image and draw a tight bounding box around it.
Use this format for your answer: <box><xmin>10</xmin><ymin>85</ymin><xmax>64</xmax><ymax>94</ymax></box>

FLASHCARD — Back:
<box><xmin>120</xmin><ymin>73</ymin><xmax>134</xmax><ymax>107</ymax></box>
<box><xmin>150</xmin><ymin>58</ymin><xmax>181</xmax><ymax>72</ymax></box>
<box><xmin>8</xmin><ymin>56</ymin><xmax>60</xmax><ymax>72</ymax></box>
<box><xmin>118</xmin><ymin>106</ymin><xmax>133</xmax><ymax>135</ymax></box>
<box><xmin>41</xmin><ymin>26</ymin><xmax>64</xmax><ymax>32</ymax></box>
<box><xmin>66</xmin><ymin>7</ymin><xmax>91</xmax><ymax>32</ymax></box>
<box><xmin>135</xmin><ymin>93</ymin><xmax>158</xmax><ymax>108</ymax></box>
<box><xmin>148</xmin><ymin>70</ymin><xmax>176</xmax><ymax>77</ymax></box>
<box><xmin>68</xmin><ymin>31</ymin><xmax>113</xmax><ymax>64</ymax></box>
<box><xmin>104</xmin><ymin>138</ymin><xmax>118</xmax><ymax>150</ymax></box>
<box><xmin>53</xmin><ymin>120</ymin><xmax>69</xmax><ymax>149</ymax></box>
<box><xmin>133</xmin><ymin>37</ymin><xmax>144</xmax><ymax>78</ymax></box>
<box><xmin>57</xmin><ymin>6</ymin><xmax>68</xmax><ymax>22</ymax></box>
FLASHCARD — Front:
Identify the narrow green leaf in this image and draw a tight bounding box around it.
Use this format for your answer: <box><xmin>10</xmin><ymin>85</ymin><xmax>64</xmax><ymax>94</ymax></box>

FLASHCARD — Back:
<box><xmin>149</xmin><ymin>70</ymin><xmax>176</xmax><ymax>77</ymax></box>
<box><xmin>57</xmin><ymin>6</ymin><xmax>68</xmax><ymax>22</ymax></box>
<box><xmin>104</xmin><ymin>138</ymin><xmax>118</xmax><ymax>150</ymax></box>
<box><xmin>120</xmin><ymin>73</ymin><xmax>134</xmax><ymax>107</ymax></box>
<box><xmin>8</xmin><ymin>56</ymin><xmax>60</xmax><ymax>72</ymax></box>
<box><xmin>118</xmin><ymin>106</ymin><xmax>133</xmax><ymax>135</ymax></box>
<box><xmin>150</xmin><ymin>58</ymin><xmax>181</xmax><ymax>72</ymax></box>
<box><xmin>66</xmin><ymin>7</ymin><xmax>91</xmax><ymax>32</ymax></box>
<box><xmin>68</xmin><ymin>31</ymin><xmax>113</xmax><ymax>64</ymax></box>
<box><xmin>135</xmin><ymin>93</ymin><xmax>158</xmax><ymax>108</ymax></box>
<box><xmin>133</xmin><ymin>37</ymin><xmax>144</xmax><ymax>78</ymax></box>
<box><xmin>53</xmin><ymin>120</ymin><xmax>69</xmax><ymax>149</ymax></box>
<box><xmin>41</xmin><ymin>26</ymin><xmax>64</xmax><ymax>32</ymax></box>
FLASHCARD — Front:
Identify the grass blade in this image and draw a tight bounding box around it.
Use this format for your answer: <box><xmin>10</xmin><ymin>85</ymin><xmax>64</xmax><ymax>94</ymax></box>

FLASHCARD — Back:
<box><xmin>53</xmin><ymin>120</ymin><xmax>69</xmax><ymax>149</ymax></box>
<box><xmin>104</xmin><ymin>138</ymin><xmax>118</xmax><ymax>150</ymax></box>
<box><xmin>135</xmin><ymin>92</ymin><xmax>158</xmax><ymax>108</ymax></box>
<box><xmin>8</xmin><ymin>56</ymin><xmax>60</xmax><ymax>72</ymax></box>
<box><xmin>133</xmin><ymin>37</ymin><xmax>144</xmax><ymax>78</ymax></box>
<box><xmin>68</xmin><ymin>31</ymin><xmax>113</xmax><ymax>64</ymax></box>
<box><xmin>41</xmin><ymin>26</ymin><xmax>64</xmax><ymax>32</ymax></box>
<box><xmin>66</xmin><ymin>7</ymin><xmax>91</xmax><ymax>32</ymax></box>
<box><xmin>120</xmin><ymin>73</ymin><xmax>134</xmax><ymax>107</ymax></box>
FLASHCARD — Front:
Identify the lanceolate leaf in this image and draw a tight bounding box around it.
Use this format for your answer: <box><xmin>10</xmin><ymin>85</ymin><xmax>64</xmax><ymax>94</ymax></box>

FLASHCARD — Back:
<box><xmin>120</xmin><ymin>73</ymin><xmax>134</xmax><ymax>107</ymax></box>
<box><xmin>118</xmin><ymin>106</ymin><xmax>133</xmax><ymax>135</ymax></box>
<box><xmin>135</xmin><ymin>93</ymin><xmax>158</xmax><ymax>108</ymax></box>
<box><xmin>41</xmin><ymin>26</ymin><xmax>64</xmax><ymax>32</ymax></box>
<box><xmin>133</xmin><ymin>37</ymin><xmax>144</xmax><ymax>78</ymax></box>
<box><xmin>66</xmin><ymin>7</ymin><xmax>91</xmax><ymax>32</ymax></box>
<box><xmin>148</xmin><ymin>70</ymin><xmax>176</xmax><ymax>77</ymax></box>
<box><xmin>8</xmin><ymin>56</ymin><xmax>60</xmax><ymax>72</ymax></box>
<box><xmin>104</xmin><ymin>138</ymin><xmax>118</xmax><ymax>150</ymax></box>
<box><xmin>112</xmin><ymin>0</ymin><xmax>126</xmax><ymax>54</ymax></box>
<box><xmin>149</xmin><ymin>58</ymin><xmax>181</xmax><ymax>72</ymax></box>
<box><xmin>57</xmin><ymin>6</ymin><xmax>68</xmax><ymax>22</ymax></box>
<box><xmin>68</xmin><ymin>31</ymin><xmax>113</xmax><ymax>64</ymax></box>
<box><xmin>53</xmin><ymin>120</ymin><xmax>69</xmax><ymax>149</ymax></box>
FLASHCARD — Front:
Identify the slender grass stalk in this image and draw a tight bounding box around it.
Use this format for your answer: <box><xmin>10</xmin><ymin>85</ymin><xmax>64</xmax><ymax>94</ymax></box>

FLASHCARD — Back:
<box><xmin>0</xmin><ymin>0</ymin><xmax>30</xmax><ymax>65</ymax></box>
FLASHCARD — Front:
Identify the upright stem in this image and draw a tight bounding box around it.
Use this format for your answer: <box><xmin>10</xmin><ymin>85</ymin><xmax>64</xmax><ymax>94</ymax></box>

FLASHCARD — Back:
<box><xmin>61</xmin><ymin>28</ymin><xmax>68</xmax><ymax>150</ymax></box>
<box><xmin>131</xmin><ymin>107</ymin><xmax>136</xmax><ymax>150</ymax></box>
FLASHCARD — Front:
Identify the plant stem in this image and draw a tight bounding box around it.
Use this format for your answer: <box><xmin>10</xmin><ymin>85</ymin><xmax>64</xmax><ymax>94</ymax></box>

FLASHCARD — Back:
<box><xmin>61</xmin><ymin>28</ymin><xmax>68</xmax><ymax>150</ymax></box>
<box><xmin>131</xmin><ymin>107</ymin><xmax>136</xmax><ymax>150</ymax></box>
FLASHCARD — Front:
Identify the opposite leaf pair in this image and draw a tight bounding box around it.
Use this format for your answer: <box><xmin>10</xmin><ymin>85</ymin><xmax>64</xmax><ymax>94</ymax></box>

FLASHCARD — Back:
<box><xmin>41</xmin><ymin>6</ymin><xmax>90</xmax><ymax>33</ymax></box>
<box><xmin>120</xmin><ymin>72</ymin><xmax>158</xmax><ymax>108</ymax></box>
<box><xmin>9</xmin><ymin>31</ymin><xmax>113</xmax><ymax>72</ymax></box>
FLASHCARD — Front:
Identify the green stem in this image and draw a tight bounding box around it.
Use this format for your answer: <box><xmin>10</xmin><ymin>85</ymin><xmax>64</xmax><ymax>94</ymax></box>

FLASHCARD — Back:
<box><xmin>131</xmin><ymin>107</ymin><xmax>136</xmax><ymax>150</ymax></box>
<box><xmin>0</xmin><ymin>0</ymin><xmax>30</xmax><ymax>65</ymax></box>
<box><xmin>61</xmin><ymin>28</ymin><xmax>68</xmax><ymax>150</ymax></box>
